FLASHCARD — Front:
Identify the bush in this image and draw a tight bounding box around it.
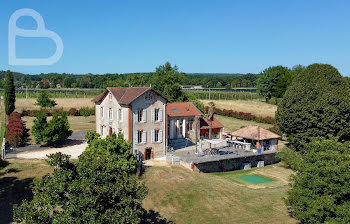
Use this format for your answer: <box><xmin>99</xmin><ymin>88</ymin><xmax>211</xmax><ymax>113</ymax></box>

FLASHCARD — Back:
<box><xmin>68</xmin><ymin>108</ymin><xmax>80</xmax><ymax>116</ymax></box>
<box><xmin>6</xmin><ymin>112</ymin><xmax>27</xmax><ymax>147</ymax></box>
<box><xmin>80</xmin><ymin>107</ymin><xmax>93</xmax><ymax>117</ymax></box>
<box><xmin>276</xmin><ymin>147</ymin><xmax>301</xmax><ymax>169</ymax></box>
<box><xmin>36</xmin><ymin>90</ymin><xmax>57</xmax><ymax>108</ymax></box>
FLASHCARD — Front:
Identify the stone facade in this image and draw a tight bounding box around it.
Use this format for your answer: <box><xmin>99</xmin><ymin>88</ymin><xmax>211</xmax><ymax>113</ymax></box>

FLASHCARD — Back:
<box><xmin>94</xmin><ymin>88</ymin><xmax>167</xmax><ymax>159</ymax></box>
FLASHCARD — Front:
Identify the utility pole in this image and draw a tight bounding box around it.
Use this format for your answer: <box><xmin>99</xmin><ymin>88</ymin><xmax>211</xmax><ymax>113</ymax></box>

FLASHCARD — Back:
<box><xmin>26</xmin><ymin>86</ymin><xmax>28</xmax><ymax>99</ymax></box>
<box><xmin>209</xmin><ymin>87</ymin><xmax>211</xmax><ymax>100</ymax></box>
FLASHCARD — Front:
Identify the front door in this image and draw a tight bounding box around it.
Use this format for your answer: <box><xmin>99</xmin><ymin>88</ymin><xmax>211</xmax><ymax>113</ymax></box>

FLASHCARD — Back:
<box><xmin>145</xmin><ymin>148</ymin><xmax>152</xmax><ymax>160</ymax></box>
<box><xmin>108</xmin><ymin>127</ymin><xmax>113</xmax><ymax>136</ymax></box>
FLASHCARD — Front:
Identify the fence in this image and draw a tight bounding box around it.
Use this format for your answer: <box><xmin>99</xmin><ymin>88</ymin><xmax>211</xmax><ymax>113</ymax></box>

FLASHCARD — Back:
<box><xmin>184</xmin><ymin>90</ymin><xmax>264</xmax><ymax>101</ymax></box>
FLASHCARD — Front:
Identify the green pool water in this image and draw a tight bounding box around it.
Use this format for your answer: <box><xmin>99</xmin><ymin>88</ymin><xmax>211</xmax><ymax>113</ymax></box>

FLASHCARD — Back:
<box><xmin>237</xmin><ymin>175</ymin><xmax>273</xmax><ymax>184</ymax></box>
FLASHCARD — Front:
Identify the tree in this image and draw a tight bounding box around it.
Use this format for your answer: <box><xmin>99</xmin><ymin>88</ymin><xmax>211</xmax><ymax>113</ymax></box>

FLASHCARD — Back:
<box><xmin>14</xmin><ymin>133</ymin><xmax>148</xmax><ymax>223</ymax></box>
<box><xmin>32</xmin><ymin>110</ymin><xmax>48</xmax><ymax>144</ymax></box>
<box><xmin>151</xmin><ymin>62</ymin><xmax>184</xmax><ymax>101</ymax></box>
<box><xmin>255</xmin><ymin>66</ymin><xmax>290</xmax><ymax>101</ymax></box>
<box><xmin>216</xmin><ymin>82</ymin><xmax>222</xmax><ymax>88</ymax></box>
<box><xmin>276</xmin><ymin>64</ymin><xmax>350</xmax><ymax>150</ymax></box>
<box><xmin>36</xmin><ymin>90</ymin><xmax>57</xmax><ymax>108</ymax></box>
<box><xmin>4</xmin><ymin>70</ymin><xmax>16</xmax><ymax>116</ymax></box>
<box><xmin>42</xmin><ymin>113</ymin><xmax>72</xmax><ymax>145</ymax></box>
<box><xmin>286</xmin><ymin>139</ymin><xmax>350</xmax><ymax>223</ymax></box>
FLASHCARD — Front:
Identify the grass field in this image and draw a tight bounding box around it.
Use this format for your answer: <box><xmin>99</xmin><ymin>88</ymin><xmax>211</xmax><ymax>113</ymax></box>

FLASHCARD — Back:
<box><xmin>142</xmin><ymin>164</ymin><xmax>295</xmax><ymax>224</ymax></box>
<box><xmin>201</xmin><ymin>100</ymin><xmax>277</xmax><ymax>118</ymax></box>
<box><xmin>215</xmin><ymin>115</ymin><xmax>273</xmax><ymax>132</ymax></box>
<box><xmin>15</xmin><ymin>98</ymin><xmax>95</xmax><ymax>113</ymax></box>
<box><xmin>22</xmin><ymin>116</ymin><xmax>95</xmax><ymax>144</ymax></box>
<box><xmin>1</xmin><ymin>159</ymin><xmax>295</xmax><ymax>224</ymax></box>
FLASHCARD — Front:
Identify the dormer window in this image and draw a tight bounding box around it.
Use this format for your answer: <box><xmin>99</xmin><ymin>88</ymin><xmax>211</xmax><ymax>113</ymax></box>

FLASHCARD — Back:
<box><xmin>145</xmin><ymin>92</ymin><xmax>153</xmax><ymax>101</ymax></box>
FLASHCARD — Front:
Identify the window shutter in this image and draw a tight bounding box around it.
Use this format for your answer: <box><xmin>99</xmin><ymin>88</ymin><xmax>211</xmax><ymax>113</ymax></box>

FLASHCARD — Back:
<box><xmin>111</xmin><ymin>108</ymin><xmax>114</xmax><ymax>120</ymax></box>
<box><xmin>134</xmin><ymin>131</ymin><xmax>138</xmax><ymax>144</ymax></box>
<box><xmin>159</xmin><ymin>130</ymin><xmax>163</xmax><ymax>143</ymax></box>
<box><xmin>143</xmin><ymin>131</ymin><xmax>147</xmax><ymax>143</ymax></box>
<box><xmin>151</xmin><ymin>109</ymin><xmax>155</xmax><ymax>122</ymax></box>
<box><xmin>151</xmin><ymin>130</ymin><xmax>155</xmax><ymax>143</ymax></box>
<box><xmin>134</xmin><ymin>111</ymin><xmax>137</xmax><ymax>123</ymax></box>
<box><xmin>143</xmin><ymin>109</ymin><xmax>147</xmax><ymax>122</ymax></box>
<box><xmin>159</xmin><ymin>109</ymin><xmax>163</xmax><ymax>122</ymax></box>
<box><xmin>120</xmin><ymin>109</ymin><xmax>123</xmax><ymax>122</ymax></box>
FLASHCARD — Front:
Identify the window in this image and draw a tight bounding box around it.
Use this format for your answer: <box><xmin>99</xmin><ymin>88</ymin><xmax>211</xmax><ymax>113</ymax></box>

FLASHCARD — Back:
<box><xmin>109</xmin><ymin>108</ymin><xmax>113</xmax><ymax>120</ymax></box>
<box><xmin>118</xmin><ymin>109</ymin><xmax>122</xmax><ymax>121</ymax></box>
<box><xmin>152</xmin><ymin>129</ymin><xmax>163</xmax><ymax>143</ymax></box>
<box><xmin>109</xmin><ymin>94</ymin><xmax>112</xmax><ymax>101</ymax></box>
<box><xmin>187</xmin><ymin>121</ymin><xmax>193</xmax><ymax>131</ymax></box>
<box><xmin>154</xmin><ymin>109</ymin><xmax>159</xmax><ymax>121</ymax></box>
<box><xmin>136</xmin><ymin>130</ymin><xmax>146</xmax><ymax>144</ymax></box>
<box><xmin>154</xmin><ymin>130</ymin><xmax>159</xmax><ymax>142</ymax></box>
<box><xmin>100</xmin><ymin>107</ymin><xmax>104</xmax><ymax>118</ymax></box>
<box><xmin>137</xmin><ymin>109</ymin><xmax>146</xmax><ymax>122</ymax></box>
<box><xmin>153</xmin><ymin>108</ymin><xmax>163</xmax><ymax>122</ymax></box>
<box><xmin>137</xmin><ymin>109</ymin><xmax>143</xmax><ymax>122</ymax></box>
<box><xmin>100</xmin><ymin>125</ymin><xmax>104</xmax><ymax>136</ymax></box>
<box><xmin>145</xmin><ymin>92</ymin><xmax>152</xmax><ymax>101</ymax></box>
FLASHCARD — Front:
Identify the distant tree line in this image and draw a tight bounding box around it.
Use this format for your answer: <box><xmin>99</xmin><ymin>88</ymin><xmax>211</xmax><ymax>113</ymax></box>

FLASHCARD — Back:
<box><xmin>0</xmin><ymin>70</ymin><xmax>257</xmax><ymax>90</ymax></box>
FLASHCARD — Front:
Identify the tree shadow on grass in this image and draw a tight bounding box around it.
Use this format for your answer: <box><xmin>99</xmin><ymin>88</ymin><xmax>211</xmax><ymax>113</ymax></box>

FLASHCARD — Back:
<box><xmin>141</xmin><ymin>210</ymin><xmax>175</xmax><ymax>224</ymax></box>
<box><xmin>0</xmin><ymin>176</ymin><xmax>34</xmax><ymax>224</ymax></box>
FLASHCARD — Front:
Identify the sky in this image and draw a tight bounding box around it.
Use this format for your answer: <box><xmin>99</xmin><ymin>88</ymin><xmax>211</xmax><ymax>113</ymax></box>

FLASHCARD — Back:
<box><xmin>0</xmin><ymin>0</ymin><xmax>349</xmax><ymax>75</ymax></box>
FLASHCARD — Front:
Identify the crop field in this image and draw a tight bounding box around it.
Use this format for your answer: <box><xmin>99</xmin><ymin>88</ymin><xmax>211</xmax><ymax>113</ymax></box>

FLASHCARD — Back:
<box><xmin>202</xmin><ymin>100</ymin><xmax>277</xmax><ymax>118</ymax></box>
<box><xmin>15</xmin><ymin>98</ymin><xmax>95</xmax><ymax>113</ymax></box>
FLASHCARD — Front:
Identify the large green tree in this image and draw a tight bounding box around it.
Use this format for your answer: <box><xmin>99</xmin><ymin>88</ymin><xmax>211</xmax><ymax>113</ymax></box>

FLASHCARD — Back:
<box><xmin>151</xmin><ymin>62</ymin><xmax>184</xmax><ymax>101</ymax></box>
<box><xmin>4</xmin><ymin>70</ymin><xmax>16</xmax><ymax>115</ymax></box>
<box><xmin>255</xmin><ymin>66</ymin><xmax>291</xmax><ymax>100</ymax></box>
<box><xmin>14</xmin><ymin>133</ymin><xmax>147</xmax><ymax>223</ymax></box>
<box><xmin>276</xmin><ymin>64</ymin><xmax>350</xmax><ymax>150</ymax></box>
<box><xmin>286</xmin><ymin>139</ymin><xmax>350</xmax><ymax>223</ymax></box>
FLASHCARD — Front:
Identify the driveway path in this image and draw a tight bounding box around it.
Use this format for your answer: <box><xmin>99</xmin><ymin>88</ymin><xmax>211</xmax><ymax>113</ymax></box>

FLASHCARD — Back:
<box><xmin>6</xmin><ymin>142</ymin><xmax>88</xmax><ymax>159</ymax></box>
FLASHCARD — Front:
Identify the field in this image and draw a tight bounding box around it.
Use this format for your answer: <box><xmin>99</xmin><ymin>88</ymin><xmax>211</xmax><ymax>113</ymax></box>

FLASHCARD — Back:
<box><xmin>22</xmin><ymin>116</ymin><xmax>95</xmax><ymax>144</ymax></box>
<box><xmin>15</xmin><ymin>98</ymin><xmax>95</xmax><ymax>113</ymax></box>
<box><xmin>215</xmin><ymin>115</ymin><xmax>273</xmax><ymax>132</ymax></box>
<box><xmin>201</xmin><ymin>100</ymin><xmax>277</xmax><ymax>118</ymax></box>
<box><xmin>0</xmin><ymin>159</ymin><xmax>295</xmax><ymax>224</ymax></box>
<box><xmin>142</xmin><ymin>164</ymin><xmax>295</xmax><ymax>224</ymax></box>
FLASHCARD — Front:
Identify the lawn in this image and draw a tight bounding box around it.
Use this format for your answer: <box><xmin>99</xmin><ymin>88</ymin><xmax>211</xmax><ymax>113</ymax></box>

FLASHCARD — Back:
<box><xmin>0</xmin><ymin>159</ymin><xmax>53</xmax><ymax>224</ymax></box>
<box><xmin>142</xmin><ymin>163</ymin><xmax>296</xmax><ymax>224</ymax></box>
<box><xmin>1</xmin><ymin>159</ymin><xmax>295</xmax><ymax>224</ymax></box>
<box><xmin>22</xmin><ymin>116</ymin><xmax>95</xmax><ymax>144</ymax></box>
<box><xmin>15</xmin><ymin>98</ymin><xmax>95</xmax><ymax>113</ymax></box>
<box><xmin>201</xmin><ymin>100</ymin><xmax>277</xmax><ymax>118</ymax></box>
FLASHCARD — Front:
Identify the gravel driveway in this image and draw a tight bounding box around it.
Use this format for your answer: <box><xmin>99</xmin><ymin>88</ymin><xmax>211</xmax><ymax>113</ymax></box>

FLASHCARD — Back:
<box><xmin>6</xmin><ymin>142</ymin><xmax>88</xmax><ymax>159</ymax></box>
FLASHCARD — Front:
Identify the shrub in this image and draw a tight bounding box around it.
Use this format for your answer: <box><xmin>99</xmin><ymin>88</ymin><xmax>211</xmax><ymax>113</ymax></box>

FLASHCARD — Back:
<box><xmin>276</xmin><ymin>147</ymin><xmax>301</xmax><ymax>169</ymax></box>
<box><xmin>36</xmin><ymin>90</ymin><xmax>57</xmax><ymax>108</ymax></box>
<box><xmin>68</xmin><ymin>108</ymin><xmax>80</xmax><ymax>116</ymax></box>
<box><xmin>80</xmin><ymin>107</ymin><xmax>92</xmax><ymax>117</ymax></box>
<box><xmin>6</xmin><ymin>112</ymin><xmax>27</xmax><ymax>147</ymax></box>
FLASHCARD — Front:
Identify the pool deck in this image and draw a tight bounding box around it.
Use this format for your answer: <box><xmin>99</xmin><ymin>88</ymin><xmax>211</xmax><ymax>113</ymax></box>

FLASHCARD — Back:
<box><xmin>172</xmin><ymin>146</ymin><xmax>278</xmax><ymax>164</ymax></box>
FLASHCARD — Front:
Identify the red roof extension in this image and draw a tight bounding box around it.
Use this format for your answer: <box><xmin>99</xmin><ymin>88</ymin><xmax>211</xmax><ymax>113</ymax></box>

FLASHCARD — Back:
<box><xmin>167</xmin><ymin>102</ymin><xmax>203</xmax><ymax>117</ymax></box>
